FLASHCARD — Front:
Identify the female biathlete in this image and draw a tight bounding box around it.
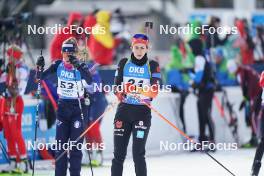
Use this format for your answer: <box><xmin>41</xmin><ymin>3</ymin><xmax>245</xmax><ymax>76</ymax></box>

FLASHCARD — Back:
<box><xmin>111</xmin><ymin>33</ymin><xmax>161</xmax><ymax>176</ymax></box>
<box><xmin>36</xmin><ymin>37</ymin><xmax>92</xmax><ymax>176</ymax></box>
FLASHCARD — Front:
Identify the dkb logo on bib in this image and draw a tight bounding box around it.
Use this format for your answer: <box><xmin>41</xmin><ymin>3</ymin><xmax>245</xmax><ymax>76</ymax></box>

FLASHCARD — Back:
<box><xmin>129</xmin><ymin>67</ymin><xmax>144</xmax><ymax>74</ymax></box>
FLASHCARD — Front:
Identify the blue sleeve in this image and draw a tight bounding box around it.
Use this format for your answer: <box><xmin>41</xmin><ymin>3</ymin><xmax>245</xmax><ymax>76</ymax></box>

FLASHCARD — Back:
<box><xmin>167</xmin><ymin>69</ymin><xmax>183</xmax><ymax>89</ymax></box>
<box><xmin>216</xmin><ymin>71</ymin><xmax>238</xmax><ymax>86</ymax></box>
<box><xmin>193</xmin><ymin>70</ymin><xmax>204</xmax><ymax>84</ymax></box>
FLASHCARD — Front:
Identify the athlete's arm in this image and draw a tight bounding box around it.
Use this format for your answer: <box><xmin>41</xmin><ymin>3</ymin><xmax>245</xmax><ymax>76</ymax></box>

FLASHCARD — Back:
<box><xmin>68</xmin><ymin>55</ymin><xmax>93</xmax><ymax>84</ymax></box>
<box><xmin>114</xmin><ymin>58</ymin><xmax>128</xmax><ymax>93</ymax></box>
<box><xmin>113</xmin><ymin>58</ymin><xmax>128</xmax><ymax>101</ymax></box>
<box><xmin>41</xmin><ymin>60</ymin><xmax>62</xmax><ymax>79</ymax></box>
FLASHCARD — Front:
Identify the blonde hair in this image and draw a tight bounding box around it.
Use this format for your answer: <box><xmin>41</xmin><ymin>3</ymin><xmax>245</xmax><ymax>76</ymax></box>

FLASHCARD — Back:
<box><xmin>62</xmin><ymin>37</ymin><xmax>79</xmax><ymax>53</ymax></box>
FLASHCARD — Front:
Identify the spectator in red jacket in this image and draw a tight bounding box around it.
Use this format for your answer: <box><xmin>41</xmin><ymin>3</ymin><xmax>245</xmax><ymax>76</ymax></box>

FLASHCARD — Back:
<box><xmin>235</xmin><ymin>19</ymin><xmax>255</xmax><ymax>65</ymax></box>
<box><xmin>83</xmin><ymin>10</ymin><xmax>98</xmax><ymax>35</ymax></box>
<box><xmin>50</xmin><ymin>12</ymin><xmax>84</xmax><ymax>61</ymax></box>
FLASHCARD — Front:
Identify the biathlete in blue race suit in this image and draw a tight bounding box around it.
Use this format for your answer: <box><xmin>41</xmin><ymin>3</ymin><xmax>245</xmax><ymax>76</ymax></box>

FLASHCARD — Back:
<box><xmin>36</xmin><ymin>37</ymin><xmax>92</xmax><ymax>176</ymax></box>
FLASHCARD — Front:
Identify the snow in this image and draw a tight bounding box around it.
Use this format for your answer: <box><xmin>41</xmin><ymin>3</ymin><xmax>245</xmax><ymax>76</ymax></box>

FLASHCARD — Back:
<box><xmin>0</xmin><ymin>144</ymin><xmax>258</xmax><ymax>175</ymax></box>
<box><xmin>80</xmin><ymin>148</ymin><xmax>259</xmax><ymax>176</ymax></box>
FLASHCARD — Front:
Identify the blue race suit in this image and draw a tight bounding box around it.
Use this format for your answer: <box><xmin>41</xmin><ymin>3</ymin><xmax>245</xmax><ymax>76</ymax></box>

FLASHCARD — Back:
<box><xmin>42</xmin><ymin>60</ymin><xmax>92</xmax><ymax>176</ymax></box>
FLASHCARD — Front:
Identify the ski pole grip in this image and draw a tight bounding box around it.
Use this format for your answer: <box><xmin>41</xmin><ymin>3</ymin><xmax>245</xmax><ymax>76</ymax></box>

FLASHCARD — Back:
<box><xmin>145</xmin><ymin>22</ymin><xmax>153</xmax><ymax>29</ymax></box>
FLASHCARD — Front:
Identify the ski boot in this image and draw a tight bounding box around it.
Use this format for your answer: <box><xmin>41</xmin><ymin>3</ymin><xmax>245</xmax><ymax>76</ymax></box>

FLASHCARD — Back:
<box><xmin>242</xmin><ymin>136</ymin><xmax>258</xmax><ymax>148</ymax></box>
<box><xmin>12</xmin><ymin>158</ymin><xmax>29</xmax><ymax>174</ymax></box>
<box><xmin>1</xmin><ymin>158</ymin><xmax>16</xmax><ymax>173</ymax></box>
<box><xmin>91</xmin><ymin>150</ymin><xmax>103</xmax><ymax>167</ymax></box>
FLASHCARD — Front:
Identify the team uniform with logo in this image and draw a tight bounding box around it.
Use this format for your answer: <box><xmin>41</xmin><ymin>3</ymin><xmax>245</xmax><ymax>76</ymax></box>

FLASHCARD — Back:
<box><xmin>41</xmin><ymin>60</ymin><xmax>92</xmax><ymax>176</ymax></box>
<box><xmin>111</xmin><ymin>53</ymin><xmax>161</xmax><ymax>176</ymax></box>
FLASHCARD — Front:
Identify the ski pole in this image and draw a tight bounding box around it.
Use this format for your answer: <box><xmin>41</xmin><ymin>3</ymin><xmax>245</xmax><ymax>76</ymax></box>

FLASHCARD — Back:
<box><xmin>71</xmin><ymin>67</ymin><xmax>94</xmax><ymax>176</ymax></box>
<box><xmin>214</xmin><ymin>95</ymin><xmax>225</xmax><ymax>118</ymax></box>
<box><xmin>131</xmin><ymin>93</ymin><xmax>236</xmax><ymax>176</ymax></box>
<box><xmin>32</xmin><ymin>50</ymin><xmax>44</xmax><ymax>176</ymax></box>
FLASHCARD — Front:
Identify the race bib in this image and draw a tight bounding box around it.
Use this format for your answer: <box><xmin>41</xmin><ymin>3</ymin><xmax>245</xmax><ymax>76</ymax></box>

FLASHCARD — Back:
<box><xmin>57</xmin><ymin>63</ymin><xmax>85</xmax><ymax>99</ymax></box>
<box><xmin>122</xmin><ymin>60</ymin><xmax>151</xmax><ymax>105</ymax></box>
<box><xmin>57</xmin><ymin>78</ymin><xmax>84</xmax><ymax>98</ymax></box>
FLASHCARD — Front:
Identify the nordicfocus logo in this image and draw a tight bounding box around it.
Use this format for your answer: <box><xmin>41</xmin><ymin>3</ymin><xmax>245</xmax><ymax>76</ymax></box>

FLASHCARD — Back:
<box><xmin>27</xmin><ymin>140</ymin><xmax>105</xmax><ymax>151</ymax></box>
<box><xmin>88</xmin><ymin>83</ymin><xmax>172</xmax><ymax>93</ymax></box>
<box><xmin>160</xmin><ymin>141</ymin><xmax>238</xmax><ymax>151</ymax></box>
<box><xmin>27</xmin><ymin>24</ymin><xmax>106</xmax><ymax>35</ymax></box>
<box><xmin>160</xmin><ymin>24</ymin><xmax>238</xmax><ymax>35</ymax></box>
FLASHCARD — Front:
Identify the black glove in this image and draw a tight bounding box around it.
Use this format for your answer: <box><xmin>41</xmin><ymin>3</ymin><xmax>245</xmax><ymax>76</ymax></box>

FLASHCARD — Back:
<box><xmin>36</xmin><ymin>55</ymin><xmax>45</xmax><ymax>68</ymax></box>
<box><xmin>68</xmin><ymin>55</ymin><xmax>80</xmax><ymax>68</ymax></box>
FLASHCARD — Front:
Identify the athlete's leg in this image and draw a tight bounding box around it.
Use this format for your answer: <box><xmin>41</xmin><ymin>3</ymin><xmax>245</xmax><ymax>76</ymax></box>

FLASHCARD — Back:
<box><xmin>55</xmin><ymin>101</ymin><xmax>71</xmax><ymax>176</ymax></box>
<box><xmin>204</xmin><ymin>90</ymin><xmax>215</xmax><ymax>141</ymax></box>
<box><xmin>197</xmin><ymin>93</ymin><xmax>207</xmax><ymax>142</ymax></box>
<box><xmin>14</xmin><ymin>96</ymin><xmax>27</xmax><ymax>158</ymax></box>
<box><xmin>132</xmin><ymin>119</ymin><xmax>151</xmax><ymax>176</ymax></box>
<box><xmin>179</xmin><ymin>92</ymin><xmax>188</xmax><ymax>133</ymax></box>
<box><xmin>3</xmin><ymin>115</ymin><xmax>17</xmax><ymax>159</ymax></box>
<box><xmin>111</xmin><ymin>119</ymin><xmax>132</xmax><ymax>176</ymax></box>
<box><xmin>2</xmin><ymin>114</ymin><xmax>17</xmax><ymax>173</ymax></box>
<box><xmin>69</xmin><ymin>104</ymin><xmax>87</xmax><ymax>176</ymax></box>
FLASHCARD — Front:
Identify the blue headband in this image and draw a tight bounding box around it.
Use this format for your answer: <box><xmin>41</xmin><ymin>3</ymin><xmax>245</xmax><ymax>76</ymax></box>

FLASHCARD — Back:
<box><xmin>132</xmin><ymin>34</ymin><xmax>149</xmax><ymax>41</ymax></box>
